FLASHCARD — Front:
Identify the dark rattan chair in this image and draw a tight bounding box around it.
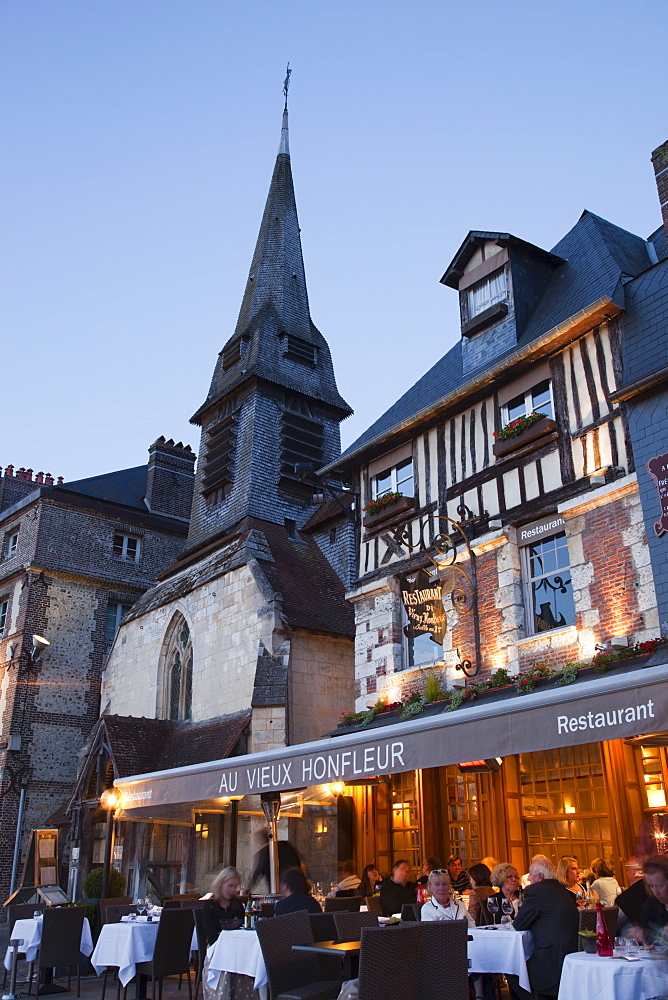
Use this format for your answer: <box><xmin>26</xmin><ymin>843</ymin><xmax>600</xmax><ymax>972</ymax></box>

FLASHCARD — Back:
<box><xmin>364</xmin><ymin>896</ymin><xmax>383</xmax><ymax>916</ymax></box>
<box><xmin>255</xmin><ymin>909</ymin><xmax>342</xmax><ymax>1000</ymax></box>
<box><xmin>414</xmin><ymin>920</ymin><xmax>469</xmax><ymax>1000</ymax></box>
<box><xmin>178</xmin><ymin>899</ymin><xmax>206</xmax><ymax>909</ymax></box>
<box><xmin>29</xmin><ymin>905</ymin><xmax>86</xmax><ymax>999</ymax></box>
<box><xmin>123</xmin><ymin>908</ymin><xmax>194</xmax><ymax>1000</ymax></box>
<box><xmin>400</xmin><ymin>903</ymin><xmax>423</xmax><ymax>922</ymax></box>
<box><xmin>308</xmin><ymin>913</ymin><xmax>337</xmax><ymax>942</ymax></box>
<box><xmin>260</xmin><ymin>902</ymin><xmax>276</xmax><ymax>918</ymax></box>
<box><xmin>100</xmin><ymin>898</ymin><xmax>132</xmax><ymax>923</ymax></box>
<box><xmin>356</xmin><ymin>923</ymin><xmax>423</xmax><ymax>1000</ymax></box>
<box><xmin>332</xmin><ymin>911</ymin><xmax>378</xmax><ymax>942</ymax></box>
<box><xmin>104</xmin><ymin>905</ymin><xmax>138</xmax><ymax>924</ymax></box>
<box><xmin>161</xmin><ymin>900</ymin><xmax>181</xmax><ymax>909</ymax></box>
<box><xmin>323</xmin><ymin>897</ymin><xmax>362</xmax><ymax>913</ymax></box>
<box><xmin>192</xmin><ymin>907</ymin><xmax>208</xmax><ymax>1000</ymax></box>
<box><xmin>578</xmin><ymin>906</ymin><xmax>618</xmax><ymax>949</ymax></box>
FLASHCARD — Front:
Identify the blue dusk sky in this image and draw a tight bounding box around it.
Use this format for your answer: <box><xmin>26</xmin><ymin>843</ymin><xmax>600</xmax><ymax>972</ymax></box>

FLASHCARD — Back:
<box><xmin>2</xmin><ymin>0</ymin><xmax>666</xmax><ymax>482</ymax></box>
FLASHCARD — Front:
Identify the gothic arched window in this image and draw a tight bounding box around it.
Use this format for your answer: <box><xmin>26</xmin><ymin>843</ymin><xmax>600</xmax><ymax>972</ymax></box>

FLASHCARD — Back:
<box><xmin>166</xmin><ymin>618</ymin><xmax>193</xmax><ymax>721</ymax></box>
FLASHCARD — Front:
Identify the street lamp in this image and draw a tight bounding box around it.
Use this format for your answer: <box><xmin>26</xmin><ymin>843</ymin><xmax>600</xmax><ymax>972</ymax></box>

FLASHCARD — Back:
<box><xmin>100</xmin><ymin>788</ymin><xmax>121</xmax><ymax>899</ymax></box>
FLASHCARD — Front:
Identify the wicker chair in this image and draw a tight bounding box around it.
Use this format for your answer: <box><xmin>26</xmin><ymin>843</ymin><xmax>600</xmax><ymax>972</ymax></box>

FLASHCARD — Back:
<box><xmin>192</xmin><ymin>907</ymin><xmax>208</xmax><ymax>1000</ymax></box>
<box><xmin>255</xmin><ymin>910</ymin><xmax>342</xmax><ymax>1000</ymax></box>
<box><xmin>356</xmin><ymin>923</ymin><xmax>423</xmax><ymax>1000</ymax></box>
<box><xmin>260</xmin><ymin>902</ymin><xmax>276</xmax><ymax>918</ymax></box>
<box><xmin>161</xmin><ymin>900</ymin><xmax>181</xmax><ymax>909</ymax></box>
<box><xmin>414</xmin><ymin>920</ymin><xmax>469</xmax><ymax>1000</ymax></box>
<box><xmin>104</xmin><ymin>904</ymin><xmax>138</xmax><ymax>924</ymax></box>
<box><xmin>400</xmin><ymin>903</ymin><xmax>423</xmax><ymax>922</ymax></box>
<box><xmin>123</xmin><ymin>908</ymin><xmax>194</xmax><ymax>1000</ymax></box>
<box><xmin>28</xmin><ymin>905</ymin><xmax>86</xmax><ymax>999</ymax></box>
<box><xmin>179</xmin><ymin>899</ymin><xmax>206</xmax><ymax>909</ymax></box>
<box><xmin>578</xmin><ymin>906</ymin><xmax>619</xmax><ymax>949</ymax></box>
<box><xmin>99</xmin><ymin>898</ymin><xmax>132</xmax><ymax>924</ymax></box>
<box><xmin>332</xmin><ymin>911</ymin><xmax>378</xmax><ymax>942</ymax></box>
<box><xmin>323</xmin><ymin>897</ymin><xmax>363</xmax><ymax>913</ymax></box>
<box><xmin>309</xmin><ymin>913</ymin><xmax>338</xmax><ymax>942</ymax></box>
<box><xmin>364</xmin><ymin>896</ymin><xmax>383</xmax><ymax>916</ymax></box>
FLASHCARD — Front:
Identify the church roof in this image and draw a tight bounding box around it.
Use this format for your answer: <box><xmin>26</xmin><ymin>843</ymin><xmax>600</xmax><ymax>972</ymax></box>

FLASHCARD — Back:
<box><xmin>192</xmin><ymin>109</ymin><xmax>351</xmax><ymax>423</ymax></box>
<box><xmin>53</xmin><ymin>465</ymin><xmax>148</xmax><ymax>510</ymax></box>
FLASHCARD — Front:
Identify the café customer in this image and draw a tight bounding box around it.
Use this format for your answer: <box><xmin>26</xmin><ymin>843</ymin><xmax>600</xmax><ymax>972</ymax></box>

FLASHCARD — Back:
<box><xmin>447</xmin><ymin>855</ymin><xmax>471</xmax><ymax>893</ymax></box>
<box><xmin>379</xmin><ymin>859</ymin><xmax>417</xmax><ymax>916</ymax></box>
<box><xmin>630</xmin><ymin>854</ymin><xmax>668</xmax><ymax>944</ymax></box>
<box><xmin>275</xmin><ymin>867</ymin><xmax>322</xmax><ymax>915</ymax></box>
<box><xmin>201</xmin><ymin>866</ymin><xmax>244</xmax><ymax>945</ymax></box>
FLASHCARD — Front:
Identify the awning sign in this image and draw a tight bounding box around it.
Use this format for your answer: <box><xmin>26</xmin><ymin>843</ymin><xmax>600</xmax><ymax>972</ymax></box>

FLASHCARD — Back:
<box><xmin>401</xmin><ymin>568</ymin><xmax>446</xmax><ymax>644</ymax></box>
<box><xmin>115</xmin><ymin>667</ymin><xmax>668</xmax><ymax>812</ymax></box>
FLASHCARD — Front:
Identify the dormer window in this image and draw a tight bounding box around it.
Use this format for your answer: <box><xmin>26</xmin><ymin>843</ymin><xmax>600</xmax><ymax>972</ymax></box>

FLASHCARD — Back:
<box><xmin>221</xmin><ymin>336</ymin><xmax>249</xmax><ymax>372</ymax></box>
<box><xmin>466</xmin><ymin>270</ymin><xmax>506</xmax><ymax>320</ymax></box>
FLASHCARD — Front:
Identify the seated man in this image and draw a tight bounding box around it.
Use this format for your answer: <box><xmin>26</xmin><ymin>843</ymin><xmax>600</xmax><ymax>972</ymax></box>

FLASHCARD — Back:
<box><xmin>447</xmin><ymin>854</ymin><xmax>471</xmax><ymax>893</ymax></box>
<box><xmin>421</xmin><ymin>869</ymin><xmax>474</xmax><ymax>924</ymax></box>
<box><xmin>512</xmin><ymin>856</ymin><xmax>578</xmax><ymax>1000</ymax></box>
<box><xmin>629</xmin><ymin>854</ymin><xmax>668</xmax><ymax>943</ymax></box>
<box><xmin>379</xmin><ymin>859</ymin><xmax>417</xmax><ymax>916</ymax></box>
<box><xmin>328</xmin><ymin>859</ymin><xmax>362</xmax><ymax>897</ymax></box>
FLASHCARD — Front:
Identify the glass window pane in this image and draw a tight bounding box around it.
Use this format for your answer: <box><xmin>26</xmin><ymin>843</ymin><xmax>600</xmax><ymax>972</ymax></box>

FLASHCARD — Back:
<box><xmin>374</xmin><ymin>468</ymin><xmax>393</xmax><ymax>498</ymax></box>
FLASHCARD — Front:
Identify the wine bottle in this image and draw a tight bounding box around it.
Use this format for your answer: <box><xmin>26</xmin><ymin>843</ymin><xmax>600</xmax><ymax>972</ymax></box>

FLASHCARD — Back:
<box><xmin>595</xmin><ymin>900</ymin><xmax>613</xmax><ymax>956</ymax></box>
<box><xmin>244</xmin><ymin>898</ymin><xmax>253</xmax><ymax>930</ymax></box>
<box><xmin>416</xmin><ymin>882</ymin><xmax>424</xmax><ymax>904</ymax></box>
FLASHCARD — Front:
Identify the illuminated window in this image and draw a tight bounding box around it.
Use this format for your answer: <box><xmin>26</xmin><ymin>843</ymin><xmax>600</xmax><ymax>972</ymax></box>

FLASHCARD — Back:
<box><xmin>502</xmin><ymin>379</ymin><xmax>553</xmax><ymax>424</ymax></box>
<box><xmin>466</xmin><ymin>270</ymin><xmax>506</xmax><ymax>319</ymax></box>
<box><xmin>390</xmin><ymin>772</ymin><xmax>420</xmax><ymax>870</ymax></box>
<box><xmin>444</xmin><ymin>766</ymin><xmax>479</xmax><ymax>866</ymax></box>
<box><xmin>641</xmin><ymin>746</ymin><xmax>667</xmax><ymax>811</ymax></box>
<box><xmin>520</xmin><ymin>744</ymin><xmax>612</xmax><ymax>864</ymax></box>
<box><xmin>373</xmin><ymin>458</ymin><xmax>414</xmax><ymax>500</ymax></box>
<box><xmin>113</xmin><ymin>534</ymin><xmax>140</xmax><ymax>563</ymax></box>
<box><xmin>522</xmin><ymin>531</ymin><xmax>575</xmax><ymax>635</ymax></box>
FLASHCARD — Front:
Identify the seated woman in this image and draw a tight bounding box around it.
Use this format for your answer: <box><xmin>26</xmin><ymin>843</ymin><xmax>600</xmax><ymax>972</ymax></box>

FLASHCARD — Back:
<box><xmin>201</xmin><ymin>866</ymin><xmax>245</xmax><ymax>945</ymax></box>
<box><xmin>556</xmin><ymin>856</ymin><xmax>585</xmax><ymax>900</ymax></box>
<box><xmin>359</xmin><ymin>863</ymin><xmax>381</xmax><ymax>898</ymax></box>
<box><xmin>274</xmin><ymin>866</ymin><xmax>322</xmax><ymax>915</ymax></box>
<box><xmin>466</xmin><ymin>863</ymin><xmax>494</xmax><ymax>925</ymax></box>
<box><xmin>489</xmin><ymin>863</ymin><xmax>521</xmax><ymax>920</ymax></box>
<box><xmin>421</xmin><ymin>870</ymin><xmax>474</xmax><ymax>924</ymax></box>
<box><xmin>588</xmin><ymin>857</ymin><xmax>621</xmax><ymax>906</ymax></box>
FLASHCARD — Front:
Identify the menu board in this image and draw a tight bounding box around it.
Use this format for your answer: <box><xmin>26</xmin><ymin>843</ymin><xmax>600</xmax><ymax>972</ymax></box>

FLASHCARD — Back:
<box><xmin>21</xmin><ymin>830</ymin><xmax>59</xmax><ymax>887</ymax></box>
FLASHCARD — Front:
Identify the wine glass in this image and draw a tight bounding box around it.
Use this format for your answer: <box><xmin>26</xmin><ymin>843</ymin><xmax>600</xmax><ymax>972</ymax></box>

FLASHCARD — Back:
<box><xmin>501</xmin><ymin>897</ymin><xmax>514</xmax><ymax>923</ymax></box>
<box><xmin>135</xmin><ymin>897</ymin><xmax>145</xmax><ymax>917</ymax></box>
<box><xmin>487</xmin><ymin>897</ymin><xmax>499</xmax><ymax>925</ymax></box>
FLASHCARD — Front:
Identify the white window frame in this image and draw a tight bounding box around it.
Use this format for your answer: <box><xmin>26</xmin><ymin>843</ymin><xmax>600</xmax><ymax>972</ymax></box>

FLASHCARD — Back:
<box><xmin>372</xmin><ymin>457</ymin><xmax>414</xmax><ymax>500</ymax></box>
<box><xmin>466</xmin><ymin>269</ymin><xmax>506</xmax><ymax>319</ymax></box>
<box><xmin>521</xmin><ymin>530</ymin><xmax>576</xmax><ymax>636</ymax></box>
<box><xmin>501</xmin><ymin>379</ymin><xmax>553</xmax><ymax>425</ymax></box>
<box><xmin>0</xmin><ymin>599</ymin><xmax>8</xmax><ymax>638</ymax></box>
<box><xmin>6</xmin><ymin>532</ymin><xmax>18</xmax><ymax>559</ymax></box>
<box><xmin>113</xmin><ymin>533</ymin><xmax>141</xmax><ymax>564</ymax></box>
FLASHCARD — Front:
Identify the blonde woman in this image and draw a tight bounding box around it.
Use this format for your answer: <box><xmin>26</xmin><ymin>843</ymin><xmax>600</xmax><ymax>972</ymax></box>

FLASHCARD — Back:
<box><xmin>556</xmin><ymin>856</ymin><xmax>585</xmax><ymax>898</ymax></box>
<box><xmin>202</xmin><ymin>866</ymin><xmax>244</xmax><ymax>945</ymax></box>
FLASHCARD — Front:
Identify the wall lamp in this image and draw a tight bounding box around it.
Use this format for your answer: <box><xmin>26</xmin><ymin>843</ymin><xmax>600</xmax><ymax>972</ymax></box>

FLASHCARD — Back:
<box><xmin>31</xmin><ymin>634</ymin><xmax>50</xmax><ymax>662</ymax></box>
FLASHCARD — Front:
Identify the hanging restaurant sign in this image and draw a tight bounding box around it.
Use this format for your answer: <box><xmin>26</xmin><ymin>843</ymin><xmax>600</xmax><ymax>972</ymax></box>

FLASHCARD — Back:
<box><xmin>646</xmin><ymin>452</ymin><xmax>668</xmax><ymax>537</ymax></box>
<box><xmin>401</xmin><ymin>567</ymin><xmax>446</xmax><ymax>644</ymax></box>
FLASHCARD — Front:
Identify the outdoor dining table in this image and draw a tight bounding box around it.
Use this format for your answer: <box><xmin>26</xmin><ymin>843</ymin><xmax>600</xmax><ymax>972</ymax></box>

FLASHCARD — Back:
<box><xmin>292</xmin><ymin>941</ymin><xmax>360</xmax><ymax>981</ymax></box>
<box><xmin>558</xmin><ymin>950</ymin><xmax>668</xmax><ymax>1000</ymax></box>
<box><xmin>205</xmin><ymin>928</ymin><xmax>268</xmax><ymax>1000</ymax></box>
<box><xmin>468</xmin><ymin>927</ymin><xmax>533</xmax><ymax>993</ymax></box>
<box><xmin>3</xmin><ymin>914</ymin><xmax>94</xmax><ymax>995</ymax></box>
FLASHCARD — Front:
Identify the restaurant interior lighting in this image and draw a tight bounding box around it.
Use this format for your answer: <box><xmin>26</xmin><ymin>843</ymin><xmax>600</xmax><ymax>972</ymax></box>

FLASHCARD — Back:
<box><xmin>647</xmin><ymin>787</ymin><xmax>667</xmax><ymax>809</ymax></box>
<box><xmin>328</xmin><ymin>782</ymin><xmax>345</xmax><ymax>796</ymax></box>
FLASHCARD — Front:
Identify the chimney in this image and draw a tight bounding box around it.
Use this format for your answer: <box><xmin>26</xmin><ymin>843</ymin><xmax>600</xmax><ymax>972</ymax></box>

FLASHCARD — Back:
<box><xmin>145</xmin><ymin>437</ymin><xmax>195</xmax><ymax>520</ymax></box>
<box><xmin>651</xmin><ymin>139</ymin><xmax>668</xmax><ymax>241</ymax></box>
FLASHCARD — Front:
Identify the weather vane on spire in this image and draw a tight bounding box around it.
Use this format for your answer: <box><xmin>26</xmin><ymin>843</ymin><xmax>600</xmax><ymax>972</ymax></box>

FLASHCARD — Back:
<box><xmin>283</xmin><ymin>63</ymin><xmax>291</xmax><ymax>110</ymax></box>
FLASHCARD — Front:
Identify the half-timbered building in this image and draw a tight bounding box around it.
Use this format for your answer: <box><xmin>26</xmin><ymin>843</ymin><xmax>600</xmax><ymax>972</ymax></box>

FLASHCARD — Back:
<box><xmin>320</xmin><ymin>176</ymin><xmax>668</xmax><ymax>878</ymax></box>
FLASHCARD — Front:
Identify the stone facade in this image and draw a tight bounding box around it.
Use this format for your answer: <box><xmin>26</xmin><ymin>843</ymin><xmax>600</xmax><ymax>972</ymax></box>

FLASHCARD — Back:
<box><xmin>0</xmin><ymin>448</ymin><xmax>193</xmax><ymax>898</ymax></box>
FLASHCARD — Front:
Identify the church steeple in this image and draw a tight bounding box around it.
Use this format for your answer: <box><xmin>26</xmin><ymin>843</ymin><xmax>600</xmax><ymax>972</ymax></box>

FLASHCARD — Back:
<box><xmin>192</xmin><ymin>106</ymin><xmax>351</xmax><ymax>425</ymax></box>
<box><xmin>186</xmin><ymin>99</ymin><xmax>352</xmax><ymax>550</ymax></box>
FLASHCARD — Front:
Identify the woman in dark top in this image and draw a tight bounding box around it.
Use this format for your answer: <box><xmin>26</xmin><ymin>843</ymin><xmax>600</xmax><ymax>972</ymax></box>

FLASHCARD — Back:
<box><xmin>274</xmin><ymin>866</ymin><xmax>322</xmax><ymax>916</ymax></box>
<box><xmin>359</xmin><ymin>864</ymin><xmax>382</xmax><ymax>898</ymax></box>
<box><xmin>202</xmin><ymin>866</ymin><xmax>245</xmax><ymax>945</ymax></box>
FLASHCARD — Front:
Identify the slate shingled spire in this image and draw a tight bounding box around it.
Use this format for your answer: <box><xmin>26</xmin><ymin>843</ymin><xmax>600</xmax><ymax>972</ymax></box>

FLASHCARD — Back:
<box><xmin>192</xmin><ymin>108</ymin><xmax>351</xmax><ymax>424</ymax></box>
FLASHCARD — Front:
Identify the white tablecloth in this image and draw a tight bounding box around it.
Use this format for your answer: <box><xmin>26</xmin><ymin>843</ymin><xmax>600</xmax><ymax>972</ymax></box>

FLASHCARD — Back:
<box><xmin>91</xmin><ymin>921</ymin><xmax>160</xmax><ymax>986</ymax></box>
<box><xmin>468</xmin><ymin>927</ymin><xmax>533</xmax><ymax>993</ymax></box>
<box><xmin>558</xmin><ymin>951</ymin><xmax>668</xmax><ymax>1000</ymax></box>
<box><xmin>206</xmin><ymin>930</ymin><xmax>267</xmax><ymax>991</ymax></box>
<box><xmin>4</xmin><ymin>915</ymin><xmax>94</xmax><ymax>969</ymax></box>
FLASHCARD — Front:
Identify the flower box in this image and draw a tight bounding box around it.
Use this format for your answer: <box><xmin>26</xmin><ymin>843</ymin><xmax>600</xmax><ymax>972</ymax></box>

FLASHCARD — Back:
<box><xmin>363</xmin><ymin>495</ymin><xmax>415</xmax><ymax>528</ymax></box>
<box><xmin>493</xmin><ymin>416</ymin><xmax>558</xmax><ymax>458</ymax></box>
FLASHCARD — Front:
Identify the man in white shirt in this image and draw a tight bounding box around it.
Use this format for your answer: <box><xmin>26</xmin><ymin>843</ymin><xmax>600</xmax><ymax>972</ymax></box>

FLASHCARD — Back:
<box><xmin>421</xmin><ymin>870</ymin><xmax>475</xmax><ymax>926</ymax></box>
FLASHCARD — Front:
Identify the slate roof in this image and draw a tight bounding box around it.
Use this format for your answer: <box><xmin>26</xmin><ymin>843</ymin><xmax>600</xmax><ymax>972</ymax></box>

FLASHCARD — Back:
<box><xmin>54</xmin><ymin>465</ymin><xmax>148</xmax><ymax>511</ymax></box>
<box><xmin>329</xmin><ymin>210</ymin><xmax>658</xmax><ymax>468</ymax></box>
<box><xmin>192</xmin><ymin>110</ymin><xmax>351</xmax><ymax>423</ymax></box>
<box><xmin>101</xmin><ymin>710</ymin><xmax>251</xmax><ymax>779</ymax></box>
<box><xmin>302</xmin><ymin>494</ymin><xmax>355</xmax><ymax>532</ymax></box>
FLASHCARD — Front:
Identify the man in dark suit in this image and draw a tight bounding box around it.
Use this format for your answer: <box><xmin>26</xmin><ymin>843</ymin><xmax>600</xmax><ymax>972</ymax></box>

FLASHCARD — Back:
<box><xmin>512</xmin><ymin>856</ymin><xmax>579</xmax><ymax>1000</ymax></box>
